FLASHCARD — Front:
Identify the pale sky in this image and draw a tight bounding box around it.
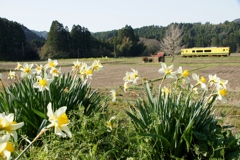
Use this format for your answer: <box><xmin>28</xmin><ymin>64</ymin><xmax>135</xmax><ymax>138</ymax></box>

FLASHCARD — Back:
<box><xmin>0</xmin><ymin>0</ymin><xmax>240</xmax><ymax>32</ymax></box>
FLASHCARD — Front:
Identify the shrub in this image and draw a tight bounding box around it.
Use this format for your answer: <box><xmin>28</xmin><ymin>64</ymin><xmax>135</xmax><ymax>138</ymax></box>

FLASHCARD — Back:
<box><xmin>124</xmin><ymin>63</ymin><xmax>240</xmax><ymax>159</ymax></box>
<box><xmin>142</xmin><ymin>56</ymin><xmax>148</xmax><ymax>63</ymax></box>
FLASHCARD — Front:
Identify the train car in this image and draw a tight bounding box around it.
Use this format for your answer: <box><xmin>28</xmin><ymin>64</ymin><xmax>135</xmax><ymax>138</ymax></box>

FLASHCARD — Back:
<box><xmin>181</xmin><ymin>47</ymin><xmax>230</xmax><ymax>57</ymax></box>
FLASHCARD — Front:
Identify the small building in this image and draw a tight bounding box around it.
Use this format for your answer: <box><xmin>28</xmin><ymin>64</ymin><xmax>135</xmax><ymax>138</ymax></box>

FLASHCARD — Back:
<box><xmin>151</xmin><ymin>52</ymin><xmax>165</xmax><ymax>62</ymax></box>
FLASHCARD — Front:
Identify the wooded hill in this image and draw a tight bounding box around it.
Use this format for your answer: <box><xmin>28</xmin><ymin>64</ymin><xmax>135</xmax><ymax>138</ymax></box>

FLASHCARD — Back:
<box><xmin>0</xmin><ymin>17</ymin><xmax>240</xmax><ymax>61</ymax></box>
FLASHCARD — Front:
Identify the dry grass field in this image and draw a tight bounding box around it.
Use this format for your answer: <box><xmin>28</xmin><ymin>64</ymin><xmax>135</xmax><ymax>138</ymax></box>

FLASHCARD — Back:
<box><xmin>1</xmin><ymin>54</ymin><xmax>240</xmax><ymax>134</ymax></box>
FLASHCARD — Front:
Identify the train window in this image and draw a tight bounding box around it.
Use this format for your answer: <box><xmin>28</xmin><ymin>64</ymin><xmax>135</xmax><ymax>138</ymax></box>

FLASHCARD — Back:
<box><xmin>223</xmin><ymin>49</ymin><xmax>225</xmax><ymax>51</ymax></box>
<box><xmin>204</xmin><ymin>50</ymin><xmax>211</xmax><ymax>52</ymax></box>
<box><xmin>196</xmin><ymin>50</ymin><xmax>203</xmax><ymax>52</ymax></box>
<box><xmin>192</xmin><ymin>50</ymin><xmax>195</xmax><ymax>53</ymax></box>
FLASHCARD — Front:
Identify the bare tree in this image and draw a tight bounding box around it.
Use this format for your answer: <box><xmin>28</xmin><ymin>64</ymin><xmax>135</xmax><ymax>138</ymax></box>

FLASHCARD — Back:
<box><xmin>160</xmin><ymin>24</ymin><xmax>185</xmax><ymax>62</ymax></box>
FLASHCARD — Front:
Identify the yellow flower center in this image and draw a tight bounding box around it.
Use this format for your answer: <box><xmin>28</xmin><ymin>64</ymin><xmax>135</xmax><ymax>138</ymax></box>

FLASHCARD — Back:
<box><xmin>86</xmin><ymin>69</ymin><xmax>92</xmax><ymax>75</ymax></box>
<box><xmin>219</xmin><ymin>89</ymin><xmax>227</xmax><ymax>96</ymax></box>
<box><xmin>182</xmin><ymin>70</ymin><xmax>189</xmax><ymax>77</ymax></box>
<box><xmin>25</xmin><ymin>68</ymin><xmax>30</xmax><ymax>73</ymax></box>
<box><xmin>107</xmin><ymin>121</ymin><xmax>114</xmax><ymax>129</ymax></box>
<box><xmin>49</xmin><ymin>62</ymin><xmax>55</xmax><ymax>68</ymax></box>
<box><xmin>5</xmin><ymin>142</ymin><xmax>14</xmax><ymax>152</ymax></box>
<box><xmin>53</xmin><ymin>69</ymin><xmax>58</xmax><ymax>74</ymax></box>
<box><xmin>165</xmin><ymin>70</ymin><xmax>171</xmax><ymax>75</ymax></box>
<box><xmin>37</xmin><ymin>66</ymin><xmax>41</xmax><ymax>71</ymax></box>
<box><xmin>200</xmin><ymin>76</ymin><xmax>206</xmax><ymax>83</ymax></box>
<box><xmin>58</xmin><ymin>113</ymin><xmax>69</xmax><ymax>126</ymax></box>
<box><xmin>39</xmin><ymin>79</ymin><xmax>47</xmax><ymax>86</ymax></box>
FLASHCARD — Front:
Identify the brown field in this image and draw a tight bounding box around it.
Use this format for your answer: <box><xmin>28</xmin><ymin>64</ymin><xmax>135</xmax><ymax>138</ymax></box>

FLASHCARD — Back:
<box><xmin>1</xmin><ymin>54</ymin><xmax>240</xmax><ymax>133</ymax></box>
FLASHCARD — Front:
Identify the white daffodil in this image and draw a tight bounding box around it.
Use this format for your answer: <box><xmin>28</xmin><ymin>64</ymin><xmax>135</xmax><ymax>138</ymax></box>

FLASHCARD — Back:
<box><xmin>8</xmin><ymin>70</ymin><xmax>16</xmax><ymax>80</ymax></box>
<box><xmin>0</xmin><ymin>135</ymin><xmax>14</xmax><ymax>160</ymax></box>
<box><xmin>14</xmin><ymin>62</ymin><xmax>22</xmax><ymax>70</ymax></box>
<box><xmin>161</xmin><ymin>86</ymin><xmax>171</xmax><ymax>95</ymax></box>
<box><xmin>33</xmin><ymin>74</ymin><xmax>52</xmax><ymax>91</ymax></box>
<box><xmin>217</xmin><ymin>88</ymin><xmax>227</xmax><ymax>103</ymax></box>
<box><xmin>124</xmin><ymin>81</ymin><xmax>129</xmax><ymax>93</ymax></box>
<box><xmin>208</xmin><ymin>74</ymin><xmax>220</xmax><ymax>86</ymax></box>
<box><xmin>110</xmin><ymin>89</ymin><xmax>116</xmax><ymax>102</ymax></box>
<box><xmin>35</xmin><ymin>64</ymin><xmax>43</xmax><ymax>75</ymax></box>
<box><xmin>158</xmin><ymin>63</ymin><xmax>177</xmax><ymax>79</ymax></box>
<box><xmin>177</xmin><ymin>66</ymin><xmax>190</xmax><ymax>83</ymax></box>
<box><xmin>123</xmin><ymin>71</ymin><xmax>133</xmax><ymax>83</ymax></box>
<box><xmin>20</xmin><ymin>63</ymin><xmax>34</xmax><ymax>78</ymax></box>
<box><xmin>46</xmin><ymin>103</ymin><xmax>72</xmax><ymax>138</ymax></box>
<box><xmin>45</xmin><ymin>58</ymin><xmax>58</xmax><ymax>69</ymax></box>
<box><xmin>107</xmin><ymin>116</ymin><xmax>116</xmax><ymax>131</ymax></box>
<box><xmin>91</xmin><ymin>60</ymin><xmax>103</xmax><ymax>72</ymax></box>
<box><xmin>217</xmin><ymin>78</ymin><xmax>228</xmax><ymax>89</ymax></box>
<box><xmin>130</xmin><ymin>68</ymin><xmax>139</xmax><ymax>84</ymax></box>
<box><xmin>0</xmin><ymin>113</ymin><xmax>24</xmax><ymax>142</ymax></box>
<box><xmin>192</xmin><ymin>73</ymin><xmax>207</xmax><ymax>90</ymax></box>
<box><xmin>50</xmin><ymin>67</ymin><xmax>61</xmax><ymax>77</ymax></box>
<box><xmin>72</xmin><ymin>60</ymin><xmax>82</xmax><ymax>73</ymax></box>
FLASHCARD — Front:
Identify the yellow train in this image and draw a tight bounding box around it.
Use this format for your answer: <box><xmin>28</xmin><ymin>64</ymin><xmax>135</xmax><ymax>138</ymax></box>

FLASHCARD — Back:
<box><xmin>181</xmin><ymin>47</ymin><xmax>230</xmax><ymax>57</ymax></box>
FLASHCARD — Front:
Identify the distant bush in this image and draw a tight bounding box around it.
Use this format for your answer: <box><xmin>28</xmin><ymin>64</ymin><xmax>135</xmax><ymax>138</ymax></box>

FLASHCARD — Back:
<box><xmin>148</xmin><ymin>58</ymin><xmax>153</xmax><ymax>62</ymax></box>
<box><xmin>142</xmin><ymin>56</ymin><xmax>148</xmax><ymax>63</ymax></box>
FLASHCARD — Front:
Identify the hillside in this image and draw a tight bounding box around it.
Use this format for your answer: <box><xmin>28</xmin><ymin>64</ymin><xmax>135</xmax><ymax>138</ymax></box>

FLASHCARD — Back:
<box><xmin>21</xmin><ymin>25</ymin><xmax>45</xmax><ymax>42</ymax></box>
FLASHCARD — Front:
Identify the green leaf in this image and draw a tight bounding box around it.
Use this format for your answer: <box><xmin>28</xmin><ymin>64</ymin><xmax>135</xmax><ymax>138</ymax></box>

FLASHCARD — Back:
<box><xmin>32</xmin><ymin>108</ymin><xmax>47</xmax><ymax>119</ymax></box>
<box><xmin>193</xmin><ymin>131</ymin><xmax>207</xmax><ymax>140</ymax></box>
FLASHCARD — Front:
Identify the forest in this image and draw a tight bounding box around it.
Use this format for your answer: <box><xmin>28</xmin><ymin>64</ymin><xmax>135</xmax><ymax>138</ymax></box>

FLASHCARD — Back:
<box><xmin>0</xmin><ymin>17</ymin><xmax>240</xmax><ymax>61</ymax></box>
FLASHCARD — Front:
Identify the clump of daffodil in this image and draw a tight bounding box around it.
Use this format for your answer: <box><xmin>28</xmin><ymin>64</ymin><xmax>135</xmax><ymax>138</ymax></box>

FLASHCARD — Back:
<box><xmin>0</xmin><ymin>134</ymin><xmax>15</xmax><ymax>160</ymax></box>
<box><xmin>46</xmin><ymin>103</ymin><xmax>72</xmax><ymax>138</ymax></box>
<box><xmin>0</xmin><ymin>113</ymin><xmax>24</xmax><ymax>142</ymax></box>
<box><xmin>107</xmin><ymin>116</ymin><xmax>116</xmax><ymax>131</ymax></box>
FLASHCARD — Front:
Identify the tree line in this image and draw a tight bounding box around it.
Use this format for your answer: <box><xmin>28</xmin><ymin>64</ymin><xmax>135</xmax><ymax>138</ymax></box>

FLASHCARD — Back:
<box><xmin>1</xmin><ymin>17</ymin><xmax>240</xmax><ymax>61</ymax></box>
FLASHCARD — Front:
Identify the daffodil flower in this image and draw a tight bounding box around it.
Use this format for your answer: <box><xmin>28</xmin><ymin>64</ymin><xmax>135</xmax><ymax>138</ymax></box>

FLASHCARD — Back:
<box><xmin>158</xmin><ymin>63</ymin><xmax>177</xmax><ymax>79</ymax></box>
<box><xmin>72</xmin><ymin>60</ymin><xmax>82</xmax><ymax>73</ymax></box>
<box><xmin>50</xmin><ymin>67</ymin><xmax>61</xmax><ymax>77</ymax></box>
<box><xmin>130</xmin><ymin>68</ymin><xmax>139</xmax><ymax>84</ymax></box>
<box><xmin>161</xmin><ymin>86</ymin><xmax>171</xmax><ymax>95</ymax></box>
<box><xmin>110</xmin><ymin>89</ymin><xmax>116</xmax><ymax>102</ymax></box>
<box><xmin>208</xmin><ymin>74</ymin><xmax>220</xmax><ymax>86</ymax></box>
<box><xmin>192</xmin><ymin>73</ymin><xmax>207</xmax><ymax>90</ymax></box>
<box><xmin>14</xmin><ymin>62</ymin><xmax>22</xmax><ymax>70</ymax></box>
<box><xmin>217</xmin><ymin>78</ymin><xmax>228</xmax><ymax>89</ymax></box>
<box><xmin>177</xmin><ymin>66</ymin><xmax>190</xmax><ymax>83</ymax></box>
<box><xmin>217</xmin><ymin>88</ymin><xmax>227</xmax><ymax>103</ymax></box>
<box><xmin>91</xmin><ymin>60</ymin><xmax>103</xmax><ymax>72</ymax></box>
<box><xmin>124</xmin><ymin>82</ymin><xmax>129</xmax><ymax>93</ymax></box>
<box><xmin>33</xmin><ymin>74</ymin><xmax>52</xmax><ymax>91</ymax></box>
<box><xmin>20</xmin><ymin>63</ymin><xmax>34</xmax><ymax>78</ymax></box>
<box><xmin>0</xmin><ymin>135</ymin><xmax>14</xmax><ymax>160</ymax></box>
<box><xmin>46</xmin><ymin>103</ymin><xmax>72</xmax><ymax>138</ymax></box>
<box><xmin>107</xmin><ymin>116</ymin><xmax>116</xmax><ymax>130</ymax></box>
<box><xmin>123</xmin><ymin>71</ymin><xmax>133</xmax><ymax>83</ymax></box>
<box><xmin>45</xmin><ymin>58</ymin><xmax>58</xmax><ymax>69</ymax></box>
<box><xmin>0</xmin><ymin>113</ymin><xmax>24</xmax><ymax>142</ymax></box>
<box><xmin>35</xmin><ymin>64</ymin><xmax>43</xmax><ymax>75</ymax></box>
<box><xmin>8</xmin><ymin>70</ymin><xmax>16</xmax><ymax>80</ymax></box>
